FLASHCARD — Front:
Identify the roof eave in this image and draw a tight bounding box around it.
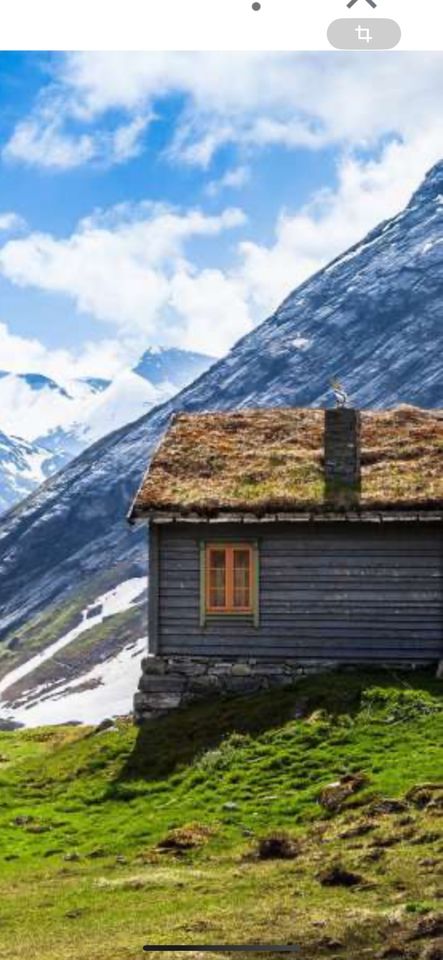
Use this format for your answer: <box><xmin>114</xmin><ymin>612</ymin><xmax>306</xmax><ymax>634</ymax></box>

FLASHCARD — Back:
<box><xmin>139</xmin><ymin>507</ymin><xmax>443</xmax><ymax>524</ymax></box>
<box><xmin>126</xmin><ymin>504</ymin><xmax>147</xmax><ymax>525</ymax></box>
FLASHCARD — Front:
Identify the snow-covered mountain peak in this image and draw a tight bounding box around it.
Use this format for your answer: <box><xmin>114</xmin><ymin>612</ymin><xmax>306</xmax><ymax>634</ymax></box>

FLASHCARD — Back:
<box><xmin>78</xmin><ymin>377</ymin><xmax>111</xmax><ymax>394</ymax></box>
<box><xmin>133</xmin><ymin>346</ymin><xmax>216</xmax><ymax>388</ymax></box>
<box><xmin>75</xmin><ymin>370</ymin><xmax>170</xmax><ymax>444</ymax></box>
<box><xmin>0</xmin><ymin>347</ymin><xmax>215</xmax><ymax>514</ymax></box>
<box><xmin>0</xmin><ymin>371</ymin><xmax>71</xmax><ymax>397</ymax></box>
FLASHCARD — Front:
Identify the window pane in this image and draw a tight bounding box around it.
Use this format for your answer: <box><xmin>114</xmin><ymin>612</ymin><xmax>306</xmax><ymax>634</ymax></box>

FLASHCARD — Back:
<box><xmin>209</xmin><ymin>549</ymin><xmax>226</xmax><ymax>608</ymax></box>
<box><xmin>233</xmin><ymin>549</ymin><xmax>251</xmax><ymax>609</ymax></box>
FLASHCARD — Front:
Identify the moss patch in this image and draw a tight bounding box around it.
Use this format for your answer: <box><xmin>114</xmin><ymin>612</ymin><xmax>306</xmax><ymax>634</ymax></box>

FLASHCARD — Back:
<box><xmin>130</xmin><ymin>406</ymin><xmax>443</xmax><ymax>517</ymax></box>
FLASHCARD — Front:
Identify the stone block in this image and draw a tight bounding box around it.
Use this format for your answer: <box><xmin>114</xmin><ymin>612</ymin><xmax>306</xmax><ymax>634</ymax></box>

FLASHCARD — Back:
<box><xmin>188</xmin><ymin>675</ymin><xmax>222</xmax><ymax>695</ymax></box>
<box><xmin>143</xmin><ymin>693</ymin><xmax>183</xmax><ymax>710</ymax></box>
<box><xmin>134</xmin><ymin>709</ymin><xmax>167</xmax><ymax>725</ymax></box>
<box><xmin>231</xmin><ymin>662</ymin><xmax>253</xmax><ymax>677</ymax></box>
<box><xmin>223</xmin><ymin>676</ymin><xmax>263</xmax><ymax>694</ymax></box>
<box><xmin>133</xmin><ymin>691</ymin><xmax>149</xmax><ymax>711</ymax></box>
<box><xmin>208</xmin><ymin>662</ymin><xmax>237</xmax><ymax>676</ymax></box>
<box><xmin>249</xmin><ymin>664</ymin><xmax>286</xmax><ymax>676</ymax></box>
<box><xmin>168</xmin><ymin>659</ymin><xmax>207</xmax><ymax>676</ymax></box>
<box><xmin>139</xmin><ymin>674</ymin><xmax>186</xmax><ymax>693</ymax></box>
<box><xmin>142</xmin><ymin>656</ymin><xmax>166</xmax><ymax>675</ymax></box>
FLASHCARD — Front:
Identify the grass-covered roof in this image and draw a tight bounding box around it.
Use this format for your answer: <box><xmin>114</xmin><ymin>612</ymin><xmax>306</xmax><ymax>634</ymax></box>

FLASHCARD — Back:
<box><xmin>129</xmin><ymin>406</ymin><xmax>443</xmax><ymax>518</ymax></box>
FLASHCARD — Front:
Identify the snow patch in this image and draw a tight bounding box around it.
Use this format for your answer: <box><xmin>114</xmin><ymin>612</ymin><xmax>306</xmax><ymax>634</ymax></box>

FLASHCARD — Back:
<box><xmin>422</xmin><ymin>238</ymin><xmax>443</xmax><ymax>254</ymax></box>
<box><xmin>0</xmin><ymin>577</ymin><xmax>146</xmax><ymax>701</ymax></box>
<box><xmin>322</xmin><ymin>216</ymin><xmax>402</xmax><ymax>275</ymax></box>
<box><xmin>78</xmin><ymin>371</ymin><xmax>167</xmax><ymax>444</ymax></box>
<box><xmin>291</xmin><ymin>335</ymin><xmax>312</xmax><ymax>351</ymax></box>
<box><xmin>4</xmin><ymin>636</ymin><xmax>147</xmax><ymax>727</ymax></box>
<box><xmin>4</xmin><ymin>446</ymin><xmax>49</xmax><ymax>484</ymax></box>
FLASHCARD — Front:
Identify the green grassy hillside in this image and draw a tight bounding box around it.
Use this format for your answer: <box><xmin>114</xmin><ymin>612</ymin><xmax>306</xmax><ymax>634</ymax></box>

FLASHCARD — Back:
<box><xmin>0</xmin><ymin>670</ymin><xmax>442</xmax><ymax>960</ymax></box>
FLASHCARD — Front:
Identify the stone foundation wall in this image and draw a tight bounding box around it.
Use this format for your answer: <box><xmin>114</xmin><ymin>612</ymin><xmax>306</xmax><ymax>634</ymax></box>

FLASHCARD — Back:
<box><xmin>133</xmin><ymin>655</ymin><xmax>337</xmax><ymax>724</ymax></box>
<box><xmin>134</xmin><ymin>654</ymin><xmax>443</xmax><ymax>723</ymax></box>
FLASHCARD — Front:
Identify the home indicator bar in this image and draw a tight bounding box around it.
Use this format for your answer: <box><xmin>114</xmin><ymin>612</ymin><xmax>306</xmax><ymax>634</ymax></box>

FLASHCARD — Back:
<box><xmin>143</xmin><ymin>946</ymin><xmax>300</xmax><ymax>953</ymax></box>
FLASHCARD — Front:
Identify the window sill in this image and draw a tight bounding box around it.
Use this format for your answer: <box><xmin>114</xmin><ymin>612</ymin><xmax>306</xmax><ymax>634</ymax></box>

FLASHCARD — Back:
<box><xmin>203</xmin><ymin>612</ymin><xmax>258</xmax><ymax>628</ymax></box>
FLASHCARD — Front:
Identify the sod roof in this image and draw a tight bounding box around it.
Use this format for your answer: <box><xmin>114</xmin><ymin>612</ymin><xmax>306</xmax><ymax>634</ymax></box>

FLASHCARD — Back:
<box><xmin>129</xmin><ymin>406</ymin><xmax>443</xmax><ymax>518</ymax></box>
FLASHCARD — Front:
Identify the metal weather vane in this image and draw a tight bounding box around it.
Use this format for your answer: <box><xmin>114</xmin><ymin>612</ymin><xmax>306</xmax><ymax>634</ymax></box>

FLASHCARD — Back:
<box><xmin>330</xmin><ymin>378</ymin><xmax>349</xmax><ymax>408</ymax></box>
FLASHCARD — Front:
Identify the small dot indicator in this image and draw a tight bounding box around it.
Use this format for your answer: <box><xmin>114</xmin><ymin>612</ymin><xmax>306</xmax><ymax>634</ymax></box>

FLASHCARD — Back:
<box><xmin>252</xmin><ymin>2</ymin><xmax>261</xmax><ymax>9</ymax></box>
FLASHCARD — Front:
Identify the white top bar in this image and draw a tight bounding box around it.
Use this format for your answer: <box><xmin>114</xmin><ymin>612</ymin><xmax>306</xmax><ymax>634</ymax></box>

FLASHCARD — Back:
<box><xmin>1</xmin><ymin>0</ymin><xmax>441</xmax><ymax>51</ymax></box>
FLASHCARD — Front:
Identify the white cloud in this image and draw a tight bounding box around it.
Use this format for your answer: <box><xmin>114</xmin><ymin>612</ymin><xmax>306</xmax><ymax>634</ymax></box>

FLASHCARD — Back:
<box><xmin>3</xmin><ymin>82</ymin><xmax>152</xmax><ymax>170</ymax></box>
<box><xmin>237</xmin><ymin>128</ymin><xmax>443</xmax><ymax>315</ymax></box>
<box><xmin>0</xmin><ymin>203</ymin><xmax>250</xmax><ymax>357</ymax></box>
<box><xmin>0</xmin><ymin>322</ymin><xmax>47</xmax><ymax>373</ymax></box>
<box><xmin>1</xmin><ymin>121</ymin><xmax>443</xmax><ymax>363</ymax></box>
<box><xmin>0</xmin><ymin>212</ymin><xmax>26</xmax><ymax>233</ymax></box>
<box><xmin>4</xmin><ymin>115</ymin><xmax>151</xmax><ymax>171</ymax></box>
<box><xmin>169</xmin><ymin>268</ymin><xmax>252</xmax><ymax>355</ymax></box>
<box><xmin>0</xmin><ymin>320</ymin><xmax>132</xmax><ymax>382</ymax></box>
<box><xmin>110</xmin><ymin>115</ymin><xmax>150</xmax><ymax>164</ymax></box>
<box><xmin>4</xmin><ymin>114</ymin><xmax>97</xmax><ymax>170</ymax></box>
<box><xmin>206</xmin><ymin>165</ymin><xmax>251</xmax><ymax>197</ymax></box>
<box><xmin>2</xmin><ymin>54</ymin><xmax>443</xmax><ymax>372</ymax></box>
<box><xmin>5</xmin><ymin>53</ymin><xmax>443</xmax><ymax>170</ymax></box>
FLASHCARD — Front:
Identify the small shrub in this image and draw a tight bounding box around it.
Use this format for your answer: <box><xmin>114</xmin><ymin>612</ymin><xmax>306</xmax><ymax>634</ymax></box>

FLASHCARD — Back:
<box><xmin>361</xmin><ymin>687</ymin><xmax>442</xmax><ymax>724</ymax></box>
<box><xmin>405</xmin><ymin>901</ymin><xmax>433</xmax><ymax>915</ymax></box>
<box><xmin>406</xmin><ymin>784</ymin><xmax>443</xmax><ymax>809</ymax></box>
<box><xmin>157</xmin><ymin>822</ymin><xmax>214</xmax><ymax>853</ymax></box>
<box><xmin>319</xmin><ymin>772</ymin><xmax>368</xmax><ymax>812</ymax></box>
<box><xmin>257</xmin><ymin>831</ymin><xmax>300</xmax><ymax>860</ymax></box>
<box><xmin>318</xmin><ymin>862</ymin><xmax>364</xmax><ymax>887</ymax></box>
<box><xmin>369</xmin><ymin>797</ymin><xmax>408</xmax><ymax>815</ymax></box>
<box><xmin>410</xmin><ymin>914</ymin><xmax>443</xmax><ymax>939</ymax></box>
<box><xmin>195</xmin><ymin>733</ymin><xmax>251</xmax><ymax>774</ymax></box>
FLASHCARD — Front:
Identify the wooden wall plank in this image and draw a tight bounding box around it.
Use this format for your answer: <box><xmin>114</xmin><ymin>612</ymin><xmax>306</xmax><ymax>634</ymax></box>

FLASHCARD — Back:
<box><xmin>157</xmin><ymin>521</ymin><xmax>443</xmax><ymax>661</ymax></box>
<box><xmin>148</xmin><ymin>521</ymin><xmax>160</xmax><ymax>654</ymax></box>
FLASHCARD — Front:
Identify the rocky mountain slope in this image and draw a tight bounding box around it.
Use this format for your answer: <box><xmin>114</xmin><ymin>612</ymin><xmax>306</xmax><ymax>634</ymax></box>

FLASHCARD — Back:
<box><xmin>1</xmin><ymin>161</ymin><xmax>443</xmax><ymax>722</ymax></box>
<box><xmin>0</xmin><ymin>347</ymin><xmax>214</xmax><ymax>514</ymax></box>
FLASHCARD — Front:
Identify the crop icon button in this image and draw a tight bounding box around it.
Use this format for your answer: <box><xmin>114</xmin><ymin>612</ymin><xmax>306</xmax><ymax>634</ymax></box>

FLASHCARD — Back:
<box><xmin>355</xmin><ymin>24</ymin><xmax>373</xmax><ymax>42</ymax></box>
<box><xmin>328</xmin><ymin>18</ymin><xmax>401</xmax><ymax>49</ymax></box>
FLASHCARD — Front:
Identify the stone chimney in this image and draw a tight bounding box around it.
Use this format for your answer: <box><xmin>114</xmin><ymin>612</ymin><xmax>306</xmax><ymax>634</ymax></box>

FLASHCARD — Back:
<box><xmin>324</xmin><ymin>408</ymin><xmax>361</xmax><ymax>507</ymax></box>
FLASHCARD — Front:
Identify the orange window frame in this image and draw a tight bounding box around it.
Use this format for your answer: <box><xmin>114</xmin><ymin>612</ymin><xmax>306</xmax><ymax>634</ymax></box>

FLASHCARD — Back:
<box><xmin>205</xmin><ymin>543</ymin><xmax>254</xmax><ymax>615</ymax></box>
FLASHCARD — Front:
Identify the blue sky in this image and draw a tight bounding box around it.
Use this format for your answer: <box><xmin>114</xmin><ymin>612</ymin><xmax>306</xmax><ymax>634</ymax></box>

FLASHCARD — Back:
<box><xmin>0</xmin><ymin>51</ymin><xmax>442</xmax><ymax>381</ymax></box>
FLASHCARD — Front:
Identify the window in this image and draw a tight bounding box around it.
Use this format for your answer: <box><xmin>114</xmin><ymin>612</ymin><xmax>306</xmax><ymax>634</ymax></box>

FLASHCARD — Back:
<box><xmin>204</xmin><ymin>543</ymin><xmax>256</xmax><ymax>615</ymax></box>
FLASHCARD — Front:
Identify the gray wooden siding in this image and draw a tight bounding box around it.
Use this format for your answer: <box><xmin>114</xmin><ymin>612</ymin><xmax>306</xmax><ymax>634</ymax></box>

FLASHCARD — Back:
<box><xmin>153</xmin><ymin>521</ymin><xmax>443</xmax><ymax>662</ymax></box>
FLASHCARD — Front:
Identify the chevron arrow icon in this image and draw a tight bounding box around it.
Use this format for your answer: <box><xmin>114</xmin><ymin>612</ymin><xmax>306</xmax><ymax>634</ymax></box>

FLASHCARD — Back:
<box><xmin>347</xmin><ymin>0</ymin><xmax>377</xmax><ymax>7</ymax></box>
